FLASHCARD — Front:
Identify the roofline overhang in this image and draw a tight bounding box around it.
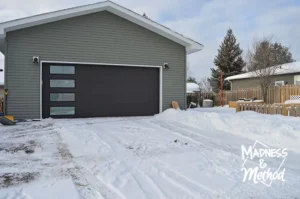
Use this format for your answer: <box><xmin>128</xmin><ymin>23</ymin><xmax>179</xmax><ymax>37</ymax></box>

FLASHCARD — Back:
<box><xmin>225</xmin><ymin>71</ymin><xmax>300</xmax><ymax>81</ymax></box>
<box><xmin>0</xmin><ymin>1</ymin><xmax>203</xmax><ymax>55</ymax></box>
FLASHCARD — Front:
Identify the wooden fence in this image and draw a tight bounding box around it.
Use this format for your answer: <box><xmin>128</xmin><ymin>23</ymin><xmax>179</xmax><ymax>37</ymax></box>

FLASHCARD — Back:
<box><xmin>236</xmin><ymin>103</ymin><xmax>300</xmax><ymax>117</ymax></box>
<box><xmin>220</xmin><ymin>85</ymin><xmax>300</xmax><ymax>104</ymax></box>
<box><xmin>187</xmin><ymin>85</ymin><xmax>300</xmax><ymax>106</ymax></box>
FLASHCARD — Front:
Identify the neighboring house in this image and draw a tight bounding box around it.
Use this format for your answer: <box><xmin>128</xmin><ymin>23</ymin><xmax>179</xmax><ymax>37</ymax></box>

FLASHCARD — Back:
<box><xmin>187</xmin><ymin>83</ymin><xmax>200</xmax><ymax>93</ymax></box>
<box><xmin>0</xmin><ymin>1</ymin><xmax>203</xmax><ymax>119</ymax></box>
<box><xmin>225</xmin><ymin>62</ymin><xmax>300</xmax><ymax>90</ymax></box>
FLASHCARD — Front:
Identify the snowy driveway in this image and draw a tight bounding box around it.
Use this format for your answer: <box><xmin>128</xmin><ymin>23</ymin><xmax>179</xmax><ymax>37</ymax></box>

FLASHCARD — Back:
<box><xmin>1</xmin><ymin>108</ymin><xmax>300</xmax><ymax>198</ymax></box>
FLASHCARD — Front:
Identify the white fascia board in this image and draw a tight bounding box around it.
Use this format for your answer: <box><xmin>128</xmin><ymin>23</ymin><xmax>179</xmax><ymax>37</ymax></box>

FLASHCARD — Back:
<box><xmin>0</xmin><ymin>1</ymin><xmax>203</xmax><ymax>55</ymax></box>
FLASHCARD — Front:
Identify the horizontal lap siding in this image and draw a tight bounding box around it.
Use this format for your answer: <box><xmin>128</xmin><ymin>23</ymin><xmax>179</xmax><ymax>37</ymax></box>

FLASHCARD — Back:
<box><xmin>6</xmin><ymin>11</ymin><xmax>186</xmax><ymax>119</ymax></box>
<box><xmin>232</xmin><ymin>73</ymin><xmax>300</xmax><ymax>90</ymax></box>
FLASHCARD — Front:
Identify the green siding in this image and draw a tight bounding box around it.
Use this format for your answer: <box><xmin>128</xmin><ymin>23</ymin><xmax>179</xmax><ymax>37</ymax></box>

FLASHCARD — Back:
<box><xmin>6</xmin><ymin>11</ymin><xmax>186</xmax><ymax>119</ymax></box>
<box><xmin>231</xmin><ymin>73</ymin><xmax>300</xmax><ymax>90</ymax></box>
<box><xmin>0</xmin><ymin>86</ymin><xmax>3</xmax><ymax>97</ymax></box>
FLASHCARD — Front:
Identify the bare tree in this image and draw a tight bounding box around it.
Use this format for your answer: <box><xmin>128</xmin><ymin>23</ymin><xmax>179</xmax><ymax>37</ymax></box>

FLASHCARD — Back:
<box><xmin>247</xmin><ymin>36</ymin><xmax>294</xmax><ymax>102</ymax></box>
<box><xmin>198</xmin><ymin>76</ymin><xmax>212</xmax><ymax>92</ymax></box>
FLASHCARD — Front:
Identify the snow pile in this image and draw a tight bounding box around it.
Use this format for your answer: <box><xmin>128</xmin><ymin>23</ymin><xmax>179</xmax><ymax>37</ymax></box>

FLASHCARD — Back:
<box><xmin>155</xmin><ymin>108</ymin><xmax>182</xmax><ymax>121</ymax></box>
<box><xmin>284</xmin><ymin>99</ymin><xmax>300</xmax><ymax>104</ymax></box>
<box><xmin>157</xmin><ymin>108</ymin><xmax>300</xmax><ymax>152</ymax></box>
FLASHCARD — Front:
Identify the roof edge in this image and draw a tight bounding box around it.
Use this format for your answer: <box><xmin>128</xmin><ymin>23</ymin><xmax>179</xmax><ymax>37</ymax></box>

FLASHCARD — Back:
<box><xmin>225</xmin><ymin>62</ymin><xmax>300</xmax><ymax>81</ymax></box>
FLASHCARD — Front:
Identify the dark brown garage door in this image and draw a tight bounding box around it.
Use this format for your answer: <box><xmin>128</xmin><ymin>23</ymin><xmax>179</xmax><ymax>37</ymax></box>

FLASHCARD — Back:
<box><xmin>42</xmin><ymin>63</ymin><xmax>159</xmax><ymax>118</ymax></box>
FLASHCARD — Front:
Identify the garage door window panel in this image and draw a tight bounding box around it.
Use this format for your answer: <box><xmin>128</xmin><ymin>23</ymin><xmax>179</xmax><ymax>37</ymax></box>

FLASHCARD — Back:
<box><xmin>50</xmin><ymin>66</ymin><xmax>75</xmax><ymax>74</ymax></box>
<box><xmin>50</xmin><ymin>80</ymin><xmax>75</xmax><ymax>88</ymax></box>
<box><xmin>50</xmin><ymin>107</ymin><xmax>75</xmax><ymax>115</ymax></box>
<box><xmin>50</xmin><ymin>93</ymin><xmax>75</xmax><ymax>101</ymax></box>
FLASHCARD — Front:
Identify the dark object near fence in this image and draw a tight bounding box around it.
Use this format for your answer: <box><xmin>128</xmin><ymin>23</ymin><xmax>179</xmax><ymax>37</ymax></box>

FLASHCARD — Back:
<box><xmin>188</xmin><ymin>102</ymin><xmax>197</xmax><ymax>109</ymax></box>
<box><xmin>187</xmin><ymin>92</ymin><xmax>215</xmax><ymax>107</ymax></box>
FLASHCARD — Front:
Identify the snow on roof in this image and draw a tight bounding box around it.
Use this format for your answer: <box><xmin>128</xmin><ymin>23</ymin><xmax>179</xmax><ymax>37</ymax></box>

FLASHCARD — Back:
<box><xmin>225</xmin><ymin>62</ymin><xmax>300</xmax><ymax>81</ymax></box>
<box><xmin>187</xmin><ymin>82</ymin><xmax>200</xmax><ymax>93</ymax></box>
<box><xmin>0</xmin><ymin>1</ymin><xmax>203</xmax><ymax>55</ymax></box>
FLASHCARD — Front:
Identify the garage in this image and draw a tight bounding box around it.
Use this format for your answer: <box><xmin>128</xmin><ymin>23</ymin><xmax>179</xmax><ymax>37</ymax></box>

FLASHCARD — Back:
<box><xmin>42</xmin><ymin>63</ymin><xmax>160</xmax><ymax>118</ymax></box>
<box><xmin>1</xmin><ymin>1</ymin><xmax>203</xmax><ymax>120</ymax></box>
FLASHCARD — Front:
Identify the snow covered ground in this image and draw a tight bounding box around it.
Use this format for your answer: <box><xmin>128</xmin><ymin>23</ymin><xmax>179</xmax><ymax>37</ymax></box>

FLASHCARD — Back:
<box><xmin>1</xmin><ymin>107</ymin><xmax>300</xmax><ymax>198</ymax></box>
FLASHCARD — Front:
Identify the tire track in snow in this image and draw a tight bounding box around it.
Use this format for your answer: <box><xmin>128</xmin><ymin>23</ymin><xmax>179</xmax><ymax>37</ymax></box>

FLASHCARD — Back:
<box><xmin>137</xmin><ymin>120</ymin><xmax>240</xmax><ymax>197</ymax></box>
<box><xmin>102</xmin><ymin>120</ymin><xmax>206</xmax><ymax>198</ymax></box>
<box><xmin>148</xmin><ymin>120</ymin><xmax>210</xmax><ymax>149</ymax></box>
<box><xmin>55</xmin><ymin>130</ymin><xmax>127</xmax><ymax>199</ymax></box>
<box><xmin>162</xmin><ymin>121</ymin><xmax>242</xmax><ymax>155</ymax></box>
<box><xmin>92</xmin><ymin>130</ymin><xmax>152</xmax><ymax>199</ymax></box>
<box><xmin>151</xmin><ymin>120</ymin><xmax>243</xmax><ymax>160</ymax></box>
<box><xmin>71</xmin><ymin>166</ymin><xmax>127</xmax><ymax>199</ymax></box>
<box><xmin>155</xmin><ymin>159</ymin><xmax>218</xmax><ymax>196</ymax></box>
<box><xmin>155</xmin><ymin>166</ymin><xmax>196</xmax><ymax>197</ymax></box>
<box><xmin>135</xmin><ymin>169</ymin><xmax>167</xmax><ymax>199</ymax></box>
<box><xmin>2</xmin><ymin>189</ymin><xmax>32</xmax><ymax>199</ymax></box>
<box><xmin>64</xmin><ymin>119</ymin><xmax>226</xmax><ymax>198</ymax></box>
<box><xmin>92</xmin><ymin>126</ymin><xmax>171</xmax><ymax>199</ymax></box>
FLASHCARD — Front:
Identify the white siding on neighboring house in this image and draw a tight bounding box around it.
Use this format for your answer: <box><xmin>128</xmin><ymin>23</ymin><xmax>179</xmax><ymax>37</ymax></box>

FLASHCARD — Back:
<box><xmin>294</xmin><ymin>75</ymin><xmax>300</xmax><ymax>85</ymax></box>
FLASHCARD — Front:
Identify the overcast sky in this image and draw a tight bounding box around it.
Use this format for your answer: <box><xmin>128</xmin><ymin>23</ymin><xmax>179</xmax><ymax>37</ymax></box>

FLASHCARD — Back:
<box><xmin>0</xmin><ymin>0</ymin><xmax>300</xmax><ymax>81</ymax></box>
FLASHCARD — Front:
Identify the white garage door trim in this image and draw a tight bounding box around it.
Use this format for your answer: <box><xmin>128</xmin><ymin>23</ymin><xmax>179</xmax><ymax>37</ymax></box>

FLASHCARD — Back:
<box><xmin>39</xmin><ymin>60</ymin><xmax>163</xmax><ymax>119</ymax></box>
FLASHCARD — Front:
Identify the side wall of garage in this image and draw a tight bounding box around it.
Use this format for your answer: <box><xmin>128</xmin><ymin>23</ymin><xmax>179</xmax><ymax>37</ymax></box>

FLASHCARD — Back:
<box><xmin>5</xmin><ymin>11</ymin><xmax>186</xmax><ymax>119</ymax></box>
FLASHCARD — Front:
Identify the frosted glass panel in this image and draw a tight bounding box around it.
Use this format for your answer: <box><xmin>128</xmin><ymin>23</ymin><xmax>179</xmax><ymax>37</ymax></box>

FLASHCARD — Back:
<box><xmin>50</xmin><ymin>80</ymin><xmax>75</xmax><ymax>88</ymax></box>
<box><xmin>50</xmin><ymin>107</ymin><xmax>75</xmax><ymax>115</ymax></box>
<box><xmin>50</xmin><ymin>66</ymin><xmax>75</xmax><ymax>74</ymax></box>
<box><xmin>50</xmin><ymin>93</ymin><xmax>75</xmax><ymax>101</ymax></box>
